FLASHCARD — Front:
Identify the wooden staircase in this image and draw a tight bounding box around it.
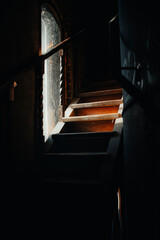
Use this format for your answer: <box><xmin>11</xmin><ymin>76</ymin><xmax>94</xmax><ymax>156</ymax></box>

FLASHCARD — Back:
<box><xmin>36</xmin><ymin>80</ymin><xmax>123</xmax><ymax>240</ymax></box>
<box><xmin>52</xmin><ymin>80</ymin><xmax>122</xmax><ymax>133</ymax></box>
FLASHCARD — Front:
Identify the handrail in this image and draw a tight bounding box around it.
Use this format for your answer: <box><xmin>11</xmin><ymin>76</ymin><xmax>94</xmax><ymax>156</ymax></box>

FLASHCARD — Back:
<box><xmin>0</xmin><ymin>12</ymin><xmax>150</xmax><ymax>115</ymax></box>
<box><xmin>116</xmin><ymin>73</ymin><xmax>157</xmax><ymax>116</ymax></box>
<box><xmin>0</xmin><ymin>27</ymin><xmax>87</xmax><ymax>94</ymax></box>
<box><xmin>117</xmin><ymin>74</ymin><xmax>147</xmax><ymax>109</ymax></box>
<box><xmin>0</xmin><ymin>14</ymin><xmax>118</xmax><ymax>94</ymax></box>
<box><xmin>41</xmin><ymin>28</ymin><xmax>87</xmax><ymax>62</ymax></box>
<box><xmin>0</xmin><ymin>58</ymin><xmax>37</xmax><ymax>94</ymax></box>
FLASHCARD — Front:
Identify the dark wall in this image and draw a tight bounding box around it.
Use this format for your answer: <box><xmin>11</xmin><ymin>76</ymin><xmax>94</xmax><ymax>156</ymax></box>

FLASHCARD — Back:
<box><xmin>0</xmin><ymin>2</ymin><xmax>120</xmax><ymax>236</ymax></box>
<box><xmin>0</xmin><ymin>0</ymin><xmax>118</xmax><ymax>172</ymax></box>
<box><xmin>71</xmin><ymin>0</ymin><xmax>119</xmax><ymax>89</ymax></box>
<box><xmin>118</xmin><ymin>0</ymin><xmax>160</xmax><ymax>239</ymax></box>
<box><xmin>0</xmin><ymin>0</ymin><xmax>39</xmax><ymax>175</ymax></box>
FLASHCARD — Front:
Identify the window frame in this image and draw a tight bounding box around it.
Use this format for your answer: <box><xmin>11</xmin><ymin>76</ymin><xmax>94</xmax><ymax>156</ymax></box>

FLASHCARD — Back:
<box><xmin>40</xmin><ymin>2</ymin><xmax>63</xmax><ymax>151</ymax></box>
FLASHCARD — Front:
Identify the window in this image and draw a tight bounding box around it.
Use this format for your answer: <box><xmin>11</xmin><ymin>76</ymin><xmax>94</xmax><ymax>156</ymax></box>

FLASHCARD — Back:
<box><xmin>41</xmin><ymin>4</ymin><xmax>61</xmax><ymax>141</ymax></box>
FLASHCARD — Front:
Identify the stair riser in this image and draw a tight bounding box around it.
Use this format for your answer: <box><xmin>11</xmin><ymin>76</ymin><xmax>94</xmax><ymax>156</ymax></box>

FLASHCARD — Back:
<box><xmin>71</xmin><ymin>106</ymin><xmax>119</xmax><ymax>116</ymax></box>
<box><xmin>61</xmin><ymin>120</ymin><xmax>115</xmax><ymax>133</ymax></box>
<box><xmin>52</xmin><ymin>137</ymin><xmax>110</xmax><ymax>153</ymax></box>
<box><xmin>87</xmin><ymin>83</ymin><xmax>121</xmax><ymax>91</ymax></box>
<box><xmin>79</xmin><ymin>94</ymin><xmax>122</xmax><ymax>103</ymax></box>
<box><xmin>41</xmin><ymin>155</ymin><xmax>111</xmax><ymax>179</ymax></box>
<box><xmin>71</xmin><ymin>99</ymin><xmax>123</xmax><ymax>109</ymax></box>
<box><xmin>79</xmin><ymin>88</ymin><xmax>122</xmax><ymax>98</ymax></box>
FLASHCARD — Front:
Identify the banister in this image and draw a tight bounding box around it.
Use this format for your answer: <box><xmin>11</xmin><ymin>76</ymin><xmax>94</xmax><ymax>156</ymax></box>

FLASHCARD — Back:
<box><xmin>40</xmin><ymin>28</ymin><xmax>87</xmax><ymax>62</ymax></box>
<box><xmin>116</xmin><ymin>73</ymin><xmax>155</xmax><ymax>115</ymax></box>
<box><xmin>0</xmin><ymin>27</ymin><xmax>87</xmax><ymax>94</ymax></box>
<box><xmin>0</xmin><ymin>14</ymin><xmax>118</xmax><ymax>94</ymax></box>
<box><xmin>0</xmin><ymin>58</ymin><xmax>37</xmax><ymax>94</ymax></box>
<box><xmin>0</xmin><ymin>12</ymin><xmax>150</xmax><ymax>115</ymax></box>
<box><xmin>118</xmin><ymin>74</ymin><xmax>146</xmax><ymax>108</ymax></box>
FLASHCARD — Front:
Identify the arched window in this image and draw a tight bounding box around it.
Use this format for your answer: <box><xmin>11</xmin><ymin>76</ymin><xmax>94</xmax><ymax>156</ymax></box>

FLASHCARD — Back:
<box><xmin>41</xmin><ymin>4</ymin><xmax>61</xmax><ymax>142</ymax></box>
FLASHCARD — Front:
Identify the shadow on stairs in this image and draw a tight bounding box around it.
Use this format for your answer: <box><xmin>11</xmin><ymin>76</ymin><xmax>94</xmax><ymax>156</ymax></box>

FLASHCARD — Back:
<box><xmin>34</xmin><ymin>79</ymin><xmax>123</xmax><ymax>240</ymax></box>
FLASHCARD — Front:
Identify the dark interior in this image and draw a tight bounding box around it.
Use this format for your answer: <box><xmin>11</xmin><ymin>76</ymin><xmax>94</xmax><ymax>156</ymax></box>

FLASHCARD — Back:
<box><xmin>1</xmin><ymin>0</ymin><xmax>160</xmax><ymax>239</ymax></box>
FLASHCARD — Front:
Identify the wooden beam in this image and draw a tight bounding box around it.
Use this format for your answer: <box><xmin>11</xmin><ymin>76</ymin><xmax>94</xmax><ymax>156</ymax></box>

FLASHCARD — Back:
<box><xmin>62</xmin><ymin>113</ymin><xmax>121</xmax><ymax>122</ymax></box>
<box><xmin>79</xmin><ymin>88</ymin><xmax>122</xmax><ymax>98</ymax></box>
<box><xmin>71</xmin><ymin>99</ymin><xmax>123</xmax><ymax>109</ymax></box>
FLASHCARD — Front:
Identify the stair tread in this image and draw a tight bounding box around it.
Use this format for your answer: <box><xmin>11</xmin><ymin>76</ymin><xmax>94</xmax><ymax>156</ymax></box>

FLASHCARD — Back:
<box><xmin>51</xmin><ymin>132</ymin><xmax>115</xmax><ymax>153</ymax></box>
<box><xmin>71</xmin><ymin>99</ymin><xmax>123</xmax><ymax>109</ymax></box>
<box><xmin>52</xmin><ymin>131</ymin><xmax>117</xmax><ymax>138</ymax></box>
<box><xmin>37</xmin><ymin>177</ymin><xmax>101</xmax><ymax>185</ymax></box>
<box><xmin>79</xmin><ymin>88</ymin><xmax>122</xmax><ymax>98</ymax></box>
<box><xmin>72</xmin><ymin>106</ymin><xmax>119</xmax><ymax>116</ymax></box>
<box><xmin>59</xmin><ymin>120</ymin><xmax>115</xmax><ymax>133</ymax></box>
<box><xmin>62</xmin><ymin>113</ymin><xmax>121</xmax><ymax>122</ymax></box>
<box><xmin>79</xmin><ymin>94</ymin><xmax>122</xmax><ymax>103</ymax></box>
<box><xmin>86</xmin><ymin>80</ymin><xmax>122</xmax><ymax>91</ymax></box>
<box><xmin>88</xmin><ymin>80</ymin><xmax>119</xmax><ymax>87</ymax></box>
<box><xmin>45</xmin><ymin>152</ymin><xmax>109</xmax><ymax>156</ymax></box>
<box><xmin>42</xmin><ymin>153</ymin><xmax>111</xmax><ymax>179</ymax></box>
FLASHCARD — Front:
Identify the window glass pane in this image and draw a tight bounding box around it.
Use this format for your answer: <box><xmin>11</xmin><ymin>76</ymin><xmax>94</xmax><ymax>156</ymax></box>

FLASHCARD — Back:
<box><xmin>41</xmin><ymin>5</ymin><xmax>61</xmax><ymax>141</ymax></box>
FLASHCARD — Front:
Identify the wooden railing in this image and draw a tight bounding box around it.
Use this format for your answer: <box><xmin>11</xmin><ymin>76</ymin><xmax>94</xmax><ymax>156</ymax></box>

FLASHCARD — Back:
<box><xmin>0</xmin><ymin>13</ymin><xmax>151</xmax><ymax>114</ymax></box>
<box><xmin>0</xmin><ymin>27</ymin><xmax>86</xmax><ymax>93</ymax></box>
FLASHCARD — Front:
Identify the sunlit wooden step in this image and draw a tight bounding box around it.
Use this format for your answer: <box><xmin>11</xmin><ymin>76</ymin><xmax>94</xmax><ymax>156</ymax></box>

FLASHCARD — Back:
<box><xmin>71</xmin><ymin>99</ymin><xmax>123</xmax><ymax>109</ymax></box>
<box><xmin>62</xmin><ymin>113</ymin><xmax>121</xmax><ymax>123</ymax></box>
<box><xmin>61</xmin><ymin>120</ymin><xmax>115</xmax><ymax>133</ymax></box>
<box><xmin>79</xmin><ymin>88</ymin><xmax>122</xmax><ymax>98</ymax></box>
<box><xmin>71</xmin><ymin>106</ymin><xmax>119</xmax><ymax>116</ymax></box>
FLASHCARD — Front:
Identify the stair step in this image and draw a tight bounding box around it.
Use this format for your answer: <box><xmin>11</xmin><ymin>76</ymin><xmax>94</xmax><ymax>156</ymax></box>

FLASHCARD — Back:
<box><xmin>42</xmin><ymin>152</ymin><xmax>111</xmax><ymax>179</ymax></box>
<box><xmin>51</xmin><ymin>141</ymin><xmax>109</xmax><ymax>153</ymax></box>
<box><xmin>51</xmin><ymin>132</ymin><xmax>116</xmax><ymax>153</ymax></box>
<box><xmin>86</xmin><ymin>80</ymin><xmax>122</xmax><ymax>91</ymax></box>
<box><xmin>52</xmin><ymin>131</ymin><xmax>116</xmax><ymax>139</ymax></box>
<box><xmin>39</xmin><ymin>177</ymin><xmax>101</xmax><ymax>185</ymax></box>
<box><xmin>79</xmin><ymin>88</ymin><xmax>122</xmax><ymax>98</ymax></box>
<box><xmin>71</xmin><ymin>106</ymin><xmax>119</xmax><ymax>116</ymax></box>
<box><xmin>62</xmin><ymin>113</ymin><xmax>121</xmax><ymax>122</ymax></box>
<box><xmin>79</xmin><ymin>94</ymin><xmax>122</xmax><ymax>103</ymax></box>
<box><xmin>88</xmin><ymin>80</ymin><xmax>119</xmax><ymax>87</ymax></box>
<box><xmin>45</xmin><ymin>152</ymin><xmax>109</xmax><ymax>156</ymax></box>
<box><xmin>71</xmin><ymin>99</ymin><xmax>123</xmax><ymax>109</ymax></box>
<box><xmin>61</xmin><ymin>120</ymin><xmax>115</xmax><ymax>133</ymax></box>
